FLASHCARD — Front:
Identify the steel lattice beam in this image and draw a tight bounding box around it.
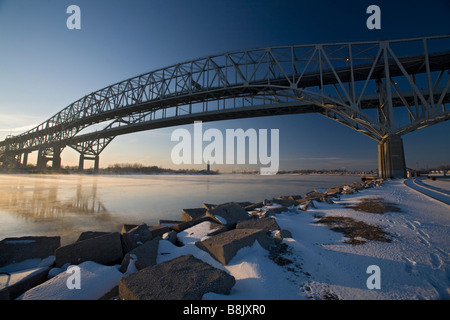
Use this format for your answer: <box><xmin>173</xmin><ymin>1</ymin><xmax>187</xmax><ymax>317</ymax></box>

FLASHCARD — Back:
<box><xmin>1</xmin><ymin>35</ymin><xmax>449</xmax><ymax>171</ymax></box>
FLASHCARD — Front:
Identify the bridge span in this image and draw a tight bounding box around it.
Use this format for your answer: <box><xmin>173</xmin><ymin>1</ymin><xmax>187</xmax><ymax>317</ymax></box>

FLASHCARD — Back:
<box><xmin>1</xmin><ymin>35</ymin><xmax>449</xmax><ymax>177</ymax></box>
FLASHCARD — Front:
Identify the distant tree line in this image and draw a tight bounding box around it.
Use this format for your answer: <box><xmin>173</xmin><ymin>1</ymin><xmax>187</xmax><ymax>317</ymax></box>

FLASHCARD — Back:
<box><xmin>100</xmin><ymin>163</ymin><xmax>217</xmax><ymax>174</ymax></box>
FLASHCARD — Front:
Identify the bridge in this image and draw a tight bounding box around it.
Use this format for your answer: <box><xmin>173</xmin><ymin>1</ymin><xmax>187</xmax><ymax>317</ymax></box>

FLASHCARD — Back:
<box><xmin>1</xmin><ymin>35</ymin><xmax>449</xmax><ymax>178</ymax></box>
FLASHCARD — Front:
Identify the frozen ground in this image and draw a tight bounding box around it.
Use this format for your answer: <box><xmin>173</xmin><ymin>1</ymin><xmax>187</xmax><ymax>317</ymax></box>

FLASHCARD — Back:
<box><xmin>4</xmin><ymin>179</ymin><xmax>449</xmax><ymax>300</ymax></box>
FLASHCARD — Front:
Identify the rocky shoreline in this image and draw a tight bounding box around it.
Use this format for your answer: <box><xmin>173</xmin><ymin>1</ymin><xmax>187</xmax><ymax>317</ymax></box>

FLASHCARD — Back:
<box><xmin>0</xmin><ymin>178</ymin><xmax>384</xmax><ymax>300</ymax></box>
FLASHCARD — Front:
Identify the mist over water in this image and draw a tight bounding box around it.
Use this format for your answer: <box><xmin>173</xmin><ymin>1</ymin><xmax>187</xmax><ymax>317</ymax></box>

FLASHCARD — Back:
<box><xmin>0</xmin><ymin>173</ymin><xmax>361</xmax><ymax>245</ymax></box>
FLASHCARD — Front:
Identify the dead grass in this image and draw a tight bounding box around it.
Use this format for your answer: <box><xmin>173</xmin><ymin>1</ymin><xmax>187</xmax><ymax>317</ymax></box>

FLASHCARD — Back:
<box><xmin>315</xmin><ymin>215</ymin><xmax>391</xmax><ymax>245</ymax></box>
<box><xmin>345</xmin><ymin>197</ymin><xmax>401</xmax><ymax>214</ymax></box>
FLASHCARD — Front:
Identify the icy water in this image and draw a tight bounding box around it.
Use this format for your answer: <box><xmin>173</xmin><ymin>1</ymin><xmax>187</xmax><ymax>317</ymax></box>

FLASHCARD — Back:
<box><xmin>0</xmin><ymin>173</ymin><xmax>361</xmax><ymax>245</ymax></box>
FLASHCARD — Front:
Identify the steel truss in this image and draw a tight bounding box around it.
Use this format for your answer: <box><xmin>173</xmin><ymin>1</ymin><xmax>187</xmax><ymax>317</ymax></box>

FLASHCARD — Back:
<box><xmin>1</xmin><ymin>35</ymin><xmax>449</xmax><ymax>173</ymax></box>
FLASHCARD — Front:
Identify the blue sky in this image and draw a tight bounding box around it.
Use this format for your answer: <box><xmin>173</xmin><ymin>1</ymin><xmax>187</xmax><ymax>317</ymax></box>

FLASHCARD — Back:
<box><xmin>0</xmin><ymin>0</ymin><xmax>449</xmax><ymax>171</ymax></box>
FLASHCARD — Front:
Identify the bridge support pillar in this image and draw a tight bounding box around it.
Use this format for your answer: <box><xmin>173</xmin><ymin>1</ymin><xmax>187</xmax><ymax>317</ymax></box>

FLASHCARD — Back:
<box><xmin>94</xmin><ymin>156</ymin><xmax>99</xmax><ymax>173</ymax></box>
<box><xmin>22</xmin><ymin>152</ymin><xmax>28</xmax><ymax>167</ymax></box>
<box><xmin>78</xmin><ymin>154</ymin><xmax>85</xmax><ymax>171</ymax></box>
<box><xmin>78</xmin><ymin>154</ymin><xmax>99</xmax><ymax>173</ymax></box>
<box><xmin>378</xmin><ymin>135</ymin><xmax>406</xmax><ymax>179</ymax></box>
<box><xmin>36</xmin><ymin>152</ymin><xmax>49</xmax><ymax>171</ymax></box>
<box><xmin>52</xmin><ymin>148</ymin><xmax>61</xmax><ymax>170</ymax></box>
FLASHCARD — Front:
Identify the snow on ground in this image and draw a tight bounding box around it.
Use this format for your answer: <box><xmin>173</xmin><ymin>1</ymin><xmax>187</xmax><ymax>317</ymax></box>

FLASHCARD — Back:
<box><xmin>420</xmin><ymin>178</ymin><xmax>450</xmax><ymax>193</ymax></box>
<box><xmin>155</xmin><ymin>179</ymin><xmax>450</xmax><ymax>300</ymax></box>
<box><xmin>404</xmin><ymin>178</ymin><xmax>450</xmax><ymax>205</ymax></box>
<box><xmin>5</xmin><ymin>179</ymin><xmax>450</xmax><ymax>300</ymax></box>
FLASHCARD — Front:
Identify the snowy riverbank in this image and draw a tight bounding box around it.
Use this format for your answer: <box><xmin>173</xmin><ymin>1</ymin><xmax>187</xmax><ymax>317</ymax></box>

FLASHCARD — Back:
<box><xmin>1</xmin><ymin>178</ymin><xmax>449</xmax><ymax>300</ymax></box>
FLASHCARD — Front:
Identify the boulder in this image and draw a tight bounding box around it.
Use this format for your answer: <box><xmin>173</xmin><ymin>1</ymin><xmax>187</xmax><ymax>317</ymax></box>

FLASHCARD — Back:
<box><xmin>20</xmin><ymin>261</ymin><xmax>123</xmax><ymax>300</ymax></box>
<box><xmin>148</xmin><ymin>225</ymin><xmax>170</xmax><ymax>238</ymax></box>
<box><xmin>273</xmin><ymin>229</ymin><xmax>293</xmax><ymax>243</ymax></box>
<box><xmin>244</xmin><ymin>202</ymin><xmax>264</xmax><ymax>211</ymax></box>
<box><xmin>121</xmin><ymin>224</ymin><xmax>138</xmax><ymax>233</ymax></box>
<box><xmin>0</xmin><ymin>288</ymin><xmax>9</xmax><ymax>300</ymax></box>
<box><xmin>236</xmin><ymin>217</ymin><xmax>280</xmax><ymax>233</ymax></box>
<box><xmin>305</xmin><ymin>191</ymin><xmax>326</xmax><ymax>201</ymax></box>
<box><xmin>298</xmin><ymin>200</ymin><xmax>315</xmax><ymax>211</ymax></box>
<box><xmin>271</xmin><ymin>198</ymin><xmax>295</xmax><ymax>207</ymax></box>
<box><xmin>181</xmin><ymin>208</ymin><xmax>207</xmax><ymax>222</ymax></box>
<box><xmin>341</xmin><ymin>186</ymin><xmax>355</xmax><ymax>194</ymax></box>
<box><xmin>177</xmin><ymin>221</ymin><xmax>225</xmax><ymax>246</ymax></box>
<box><xmin>206</xmin><ymin>202</ymin><xmax>251</xmax><ymax>227</ymax></box>
<box><xmin>236</xmin><ymin>201</ymin><xmax>253</xmax><ymax>208</ymax></box>
<box><xmin>157</xmin><ymin>220</ymin><xmax>183</xmax><ymax>227</ymax></box>
<box><xmin>0</xmin><ymin>236</ymin><xmax>60</xmax><ymax>267</ymax></box>
<box><xmin>77</xmin><ymin>231</ymin><xmax>110</xmax><ymax>242</ymax></box>
<box><xmin>195</xmin><ymin>228</ymin><xmax>271</xmax><ymax>265</ymax></box>
<box><xmin>55</xmin><ymin>232</ymin><xmax>123</xmax><ymax>267</ymax></box>
<box><xmin>121</xmin><ymin>223</ymin><xmax>153</xmax><ymax>253</ymax></box>
<box><xmin>120</xmin><ymin>237</ymin><xmax>161</xmax><ymax>273</ymax></box>
<box><xmin>263</xmin><ymin>206</ymin><xmax>288</xmax><ymax>216</ymax></box>
<box><xmin>118</xmin><ymin>254</ymin><xmax>235</xmax><ymax>300</ymax></box>
<box><xmin>169</xmin><ymin>216</ymin><xmax>218</xmax><ymax>232</ymax></box>
<box><xmin>325</xmin><ymin>187</ymin><xmax>342</xmax><ymax>198</ymax></box>
<box><xmin>0</xmin><ymin>266</ymin><xmax>50</xmax><ymax>300</ymax></box>
<box><xmin>162</xmin><ymin>230</ymin><xmax>178</xmax><ymax>244</ymax></box>
<box><xmin>202</xmin><ymin>203</ymin><xmax>217</xmax><ymax>210</ymax></box>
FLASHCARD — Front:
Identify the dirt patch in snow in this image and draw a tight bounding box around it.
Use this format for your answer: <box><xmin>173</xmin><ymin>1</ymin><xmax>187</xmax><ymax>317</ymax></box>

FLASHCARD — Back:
<box><xmin>345</xmin><ymin>197</ymin><xmax>401</xmax><ymax>214</ymax></box>
<box><xmin>314</xmin><ymin>215</ymin><xmax>391</xmax><ymax>245</ymax></box>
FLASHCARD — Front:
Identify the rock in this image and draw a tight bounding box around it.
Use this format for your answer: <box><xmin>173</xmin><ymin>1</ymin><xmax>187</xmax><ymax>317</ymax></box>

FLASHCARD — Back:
<box><xmin>263</xmin><ymin>199</ymin><xmax>272</xmax><ymax>206</ymax></box>
<box><xmin>279</xmin><ymin>229</ymin><xmax>293</xmax><ymax>238</ymax></box>
<box><xmin>0</xmin><ymin>288</ymin><xmax>9</xmax><ymax>300</ymax></box>
<box><xmin>157</xmin><ymin>220</ymin><xmax>183</xmax><ymax>227</ymax></box>
<box><xmin>305</xmin><ymin>191</ymin><xmax>326</xmax><ymax>201</ymax></box>
<box><xmin>118</xmin><ymin>254</ymin><xmax>235</xmax><ymax>300</ymax></box>
<box><xmin>236</xmin><ymin>201</ymin><xmax>253</xmax><ymax>208</ymax></box>
<box><xmin>206</xmin><ymin>202</ymin><xmax>251</xmax><ymax>227</ymax></box>
<box><xmin>236</xmin><ymin>217</ymin><xmax>280</xmax><ymax>233</ymax></box>
<box><xmin>177</xmin><ymin>221</ymin><xmax>225</xmax><ymax>246</ymax></box>
<box><xmin>162</xmin><ymin>230</ymin><xmax>178</xmax><ymax>244</ymax></box>
<box><xmin>121</xmin><ymin>223</ymin><xmax>153</xmax><ymax>253</ymax></box>
<box><xmin>169</xmin><ymin>216</ymin><xmax>219</xmax><ymax>232</ymax></box>
<box><xmin>121</xmin><ymin>224</ymin><xmax>138</xmax><ymax>233</ymax></box>
<box><xmin>0</xmin><ymin>266</ymin><xmax>50</xmax><ymax>300</ymax></box>
<box><xmin>195</xmin><ymin>228</ymin><xmax>271</xmax><ymax>265</ymax></box>
<box><xmin>325</xmin><ymin>187</ymin><xmax>342</xmax><ymax>198</ymax></box>
<box><xmin>77</xmin><ymin>231</ymin><xmax>110</xmax><ymax>242</ymax></box>
<box><xmin>271</xmin><ymin>198</ymin><xmax>295</xmax><ymax>207</ymax></box>
<box><xmin>244</xmin><ymin>202</ymin><xmax>264</xmax><ymax>211</ymax></box>
<box><xmin>202</xmin><ymin>203</ymin><xmax>217</xmax><ymax>210</ymax></box>
<box><xmin>279</xmin><ymin>195</ymin><xmax>302</xmax><ymax>200</ymax></box>
<box><xmin>181</xmin><ymin>208</ymin><xmax>207</xmax><ymax>222</ymax></box>
<box><xmin>55</xmin><ymin>232</ymin><xmax>123</xmax><ymax>267</ymax></box>
<box><xmin>120</xmin><ymin>237</ymin><xmax>161</xmax><ymax>273</ymax></box>
<box><xmin>273</xmin><ymin>229</ymin><xmax>293</xmax><ymax>244</ymax></box>
<box><xmin>299</xmin><ymin>200</ymin><xmax>315</xmax><ymax>211</ymax></box>
<box><xmin>263</xmin><ymin>206</ymin><xmax>288</xmax><ymax>216</ymax></box>
<box><xmin>20</xmin><ymin>261</ymin><xmax>123</xmax><ymax>300</ymax></box>
<box><xmin>148</xmin><ymin>225</ymin><xmax>170</xmax><ymax>238</ymax></box>
<box><xmin>341</xmin><ymin>186</ymin><xmax>355</xmax><ymax>194</ymax></box>
<box><xmin>0</xmin><ymin>236</ymin><xmax>60</xmax><ymax>268</ymax></box>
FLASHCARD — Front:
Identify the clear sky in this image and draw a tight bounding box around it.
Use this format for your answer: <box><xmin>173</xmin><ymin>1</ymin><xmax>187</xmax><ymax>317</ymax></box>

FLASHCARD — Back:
<box><xmin>0</xmin><ymin>0</ymin><xmax>449</xmax><ymax>171</ymax></box>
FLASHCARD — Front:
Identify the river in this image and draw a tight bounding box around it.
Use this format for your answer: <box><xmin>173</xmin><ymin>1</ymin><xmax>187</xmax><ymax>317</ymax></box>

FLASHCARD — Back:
<box><xmin>0</xmin><ymin>173</ymin><xmax>362</xmax><ymax>245</ymax></box>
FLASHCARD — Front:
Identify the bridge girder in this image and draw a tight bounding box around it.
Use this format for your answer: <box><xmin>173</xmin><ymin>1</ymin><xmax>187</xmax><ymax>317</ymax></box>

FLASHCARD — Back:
<box><xmin>1</xmin><ymin>35</ymin><xmax>450</xmax><ymax>176</ymax></box>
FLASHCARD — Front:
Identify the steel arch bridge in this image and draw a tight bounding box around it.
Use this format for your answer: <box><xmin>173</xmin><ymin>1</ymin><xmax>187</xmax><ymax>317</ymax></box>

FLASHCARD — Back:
<box><xmin>1</xmin><ymin>35</ymin><xmax>450</xmax><ymax>177</ymax></box>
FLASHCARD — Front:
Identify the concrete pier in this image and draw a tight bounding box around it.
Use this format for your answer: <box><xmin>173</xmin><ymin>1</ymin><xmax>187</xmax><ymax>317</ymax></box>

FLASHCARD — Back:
<box><xmin>378</xmin><ymin>135</ymin><xmax>406</xmax><ymax>179</ymax></box>
<box><xmin>78</xmin><ymin>154</ymin><xmax>99</xmax><ymax>173</ymax></box>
